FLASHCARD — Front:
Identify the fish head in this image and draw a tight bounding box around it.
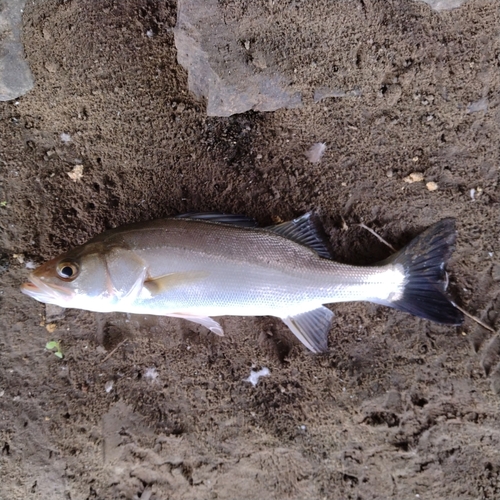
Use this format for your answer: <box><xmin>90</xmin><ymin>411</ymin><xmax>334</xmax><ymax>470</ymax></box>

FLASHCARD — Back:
<box><xmin>21</xmin><ymin>242</ymin><xmax>148</xmax><ymax>312</ymax></box>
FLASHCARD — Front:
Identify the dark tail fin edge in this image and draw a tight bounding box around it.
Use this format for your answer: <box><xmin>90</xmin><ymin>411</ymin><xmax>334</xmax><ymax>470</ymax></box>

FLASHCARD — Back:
<box><xmin>379</xmin><ymin>219</ymin><xmax>464</xmax><ymax>325</ymax></box>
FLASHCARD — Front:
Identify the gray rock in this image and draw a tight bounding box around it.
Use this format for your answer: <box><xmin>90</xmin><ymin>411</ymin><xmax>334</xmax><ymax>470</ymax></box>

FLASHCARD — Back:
<box><xmin>174</xmin><ymin>0</ymin><xmax>475</xmax><ymax>117</ymax></box>
<box><xmin>0</xmin><ymin>0</ymin><xmax>34</xmax><ymax>101</ymax></box>
<box><xmin>173</xmin><ymin>0</ymin><xmax>301</xmax><ymax>117</ymax></box>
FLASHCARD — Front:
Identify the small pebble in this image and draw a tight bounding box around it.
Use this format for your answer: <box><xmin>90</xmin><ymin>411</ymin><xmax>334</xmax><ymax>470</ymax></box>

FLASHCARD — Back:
<box><xmin>13</xmin><ymin>253</ymin><xmax>24</xmax><ymax>263</ymax></box>
<box><xmin>403</xmin><ymin>172</ymin><xmax>424</xmax><ymax>183</ymax></box>
<box><xmin>46</xmin><ymin>323</ymin><xmax>56</xmax><ymax>333</ymax></box>
<box><xmin>426</xmin><ymin>181</ymin><xmax>438</xmax><ymax>191</ymax></box>
<box><xmin>68</xmin><ymin>165</ymin><xmax>83</xmax><ymax>182</ymax></box>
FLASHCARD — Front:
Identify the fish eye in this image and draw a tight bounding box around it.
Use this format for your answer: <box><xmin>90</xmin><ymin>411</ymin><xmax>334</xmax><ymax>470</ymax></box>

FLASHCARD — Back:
<box><xmin>56</xmin><ymin>261</ymin><xmax>79</xmax><ymax>280</ymax></box>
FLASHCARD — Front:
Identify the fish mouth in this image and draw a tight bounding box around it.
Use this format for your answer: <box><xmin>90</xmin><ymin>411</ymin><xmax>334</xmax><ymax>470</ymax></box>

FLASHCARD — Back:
<box><xmin>21</xmin><ymin>275</ymin><xmax>73</xmax><ymax>304</ymax></box>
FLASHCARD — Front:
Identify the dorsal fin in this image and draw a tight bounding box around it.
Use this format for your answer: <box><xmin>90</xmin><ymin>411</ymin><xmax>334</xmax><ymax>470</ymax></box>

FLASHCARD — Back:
<box><xmin>267</xmin><ymin>213</ymin><xmax>333</xmax><ymax>259</ymax></box>
<box><xmin>175</xmin><ymin>212</ymin><xmax>258</xmax><ymax>227</ymax></box>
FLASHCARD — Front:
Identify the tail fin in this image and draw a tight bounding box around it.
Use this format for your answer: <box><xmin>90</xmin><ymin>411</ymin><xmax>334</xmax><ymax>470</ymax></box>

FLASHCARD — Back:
<box><xmin>379</xmin><ymin>219</ymin><xmax>463</xmax><ymax>325</ymax></box>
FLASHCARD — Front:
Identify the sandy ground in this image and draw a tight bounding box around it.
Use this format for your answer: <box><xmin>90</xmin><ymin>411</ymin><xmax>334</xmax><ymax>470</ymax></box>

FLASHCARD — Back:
<box><xmin>1</xmin><ymin>1</ymin><xmax>500</xmax><ymax>499</ymax></box>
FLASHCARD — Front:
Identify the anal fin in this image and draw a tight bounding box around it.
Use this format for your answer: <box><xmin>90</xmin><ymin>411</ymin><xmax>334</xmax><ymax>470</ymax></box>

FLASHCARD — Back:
<box><xmin>281</xmin><ymin>306</ymin><xmax>333</xmax><ymax>353</ymax></box>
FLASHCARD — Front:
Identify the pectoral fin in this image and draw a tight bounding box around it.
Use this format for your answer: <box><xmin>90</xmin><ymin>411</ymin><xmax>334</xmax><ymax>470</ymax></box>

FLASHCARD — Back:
<box><xmin>167</xmin><ymin>312</ymin><xmax>224</xmax><ymax>336</ymax></box>
<box><xmin>281</xmin><ymin>306</ymin><xmax>334</xmax><ymax>353</ymax></box>
<box><xmin>144</xmin><ymin>271</ymin><xmax>209</xmax><ymax>295</ymax></box>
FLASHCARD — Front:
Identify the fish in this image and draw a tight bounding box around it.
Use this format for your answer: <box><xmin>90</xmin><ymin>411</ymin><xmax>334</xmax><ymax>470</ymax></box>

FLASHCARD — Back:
<box><xmin>21</xmin><ymin>213</ymin><xmax>463</xmax><ymax>353</ymax></box>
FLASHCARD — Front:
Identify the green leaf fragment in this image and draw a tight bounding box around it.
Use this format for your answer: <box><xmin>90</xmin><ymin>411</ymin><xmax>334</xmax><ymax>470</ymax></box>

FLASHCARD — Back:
<box><xmin>45</xmin><ymin>340</ymin><xmax>63</xmax><ymax>359</ymax></box>
<box><xmin>45</xmin><ymin>341</ymin><xmax>59</xmax><ymax>350</ymax></box>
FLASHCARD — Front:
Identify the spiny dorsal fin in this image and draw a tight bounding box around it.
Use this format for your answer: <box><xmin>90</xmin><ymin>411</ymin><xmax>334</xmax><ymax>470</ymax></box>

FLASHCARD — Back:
<box><xmin>281</xmin><ymin>306</ymin><xmax>334</xmax><ymax>353</ymax></box>
<box><xmin>175</xmin><ymin>212</ymin><xmax>258</xmax><ymax>227</ymax></box>
<box><xmin>267</xmin><ymin>213</ymin><xmax>333</xmax><ymax>259</ymax></box>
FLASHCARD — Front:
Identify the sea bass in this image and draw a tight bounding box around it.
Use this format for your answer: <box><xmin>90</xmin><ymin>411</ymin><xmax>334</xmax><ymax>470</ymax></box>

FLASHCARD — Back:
<box><xmin>21</xmin><ymin>213</ymin><xmax>463</xmax><ymax>353</ymax></box>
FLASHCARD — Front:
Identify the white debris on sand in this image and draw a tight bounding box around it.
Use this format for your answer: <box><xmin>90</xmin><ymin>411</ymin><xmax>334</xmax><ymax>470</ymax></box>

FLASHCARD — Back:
<box><xmin>305</xmin><ymin>142</ymin><xmax>326</xmax><ymax>163</ymax></box>
<box><xmin>25</xmin><ymin>261</ymin><xmax>36</xmax><ymax>269</ymax></box>
<box><xmin>60</xmin><ymin>132</ymin><xmax>71</xmax><ymax>143</ymax></box>
<box><xmin>426</xmin><ymin>181</ymin><xmax>438</xmax><ymax>191</ymax></box>
<box><xmin>244</xmin><ymin>367</ymin><xmax>270</xmax><ymax>387</ymax></box>
<box><xmin>470</xmin><ymin>187</ymin><xmax>483</xmax><ymax>200</ymax></box>
<box><xmin>105</xmin><ymin>381</ymin><xmax>113</xmax><ymax>393</ymax></box>
<box><xmin>467</xmin><ymin>97</ymin><xmax>488</xmax><ymax>114</ymax></box>
<box><xmin>144</xmin><ymin>367</ymin><xmax>158</xmax><ymax>381</ymax></box>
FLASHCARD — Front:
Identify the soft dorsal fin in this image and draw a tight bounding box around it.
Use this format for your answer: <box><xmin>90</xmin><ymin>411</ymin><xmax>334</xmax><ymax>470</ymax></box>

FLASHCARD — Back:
<box><xmin>267</xmin><ymin>213</ymin><xmax>333</xmax><ymax>259</ymax></box>
<box><xmin>175</xmin><ymin>212</ymin><xmax>258</xmax><ymax>227</ymax></box>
